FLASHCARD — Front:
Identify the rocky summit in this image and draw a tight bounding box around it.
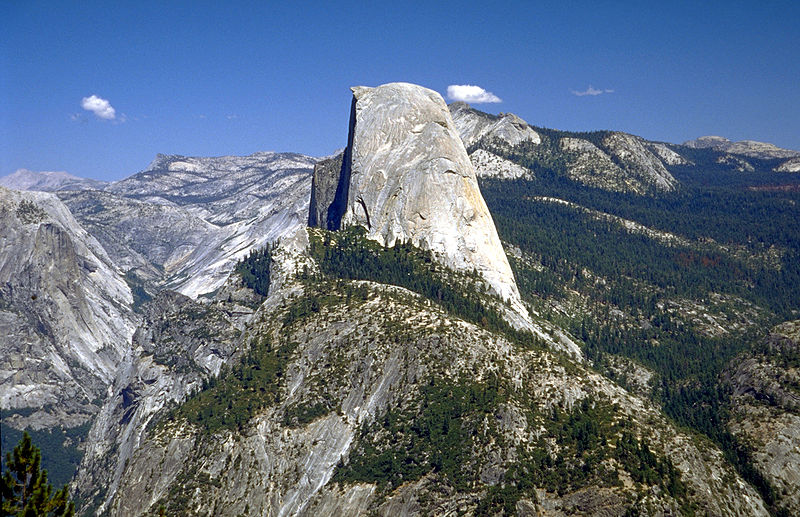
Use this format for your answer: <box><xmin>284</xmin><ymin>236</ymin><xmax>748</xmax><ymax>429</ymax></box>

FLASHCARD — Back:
<box><xmin>311</xmin><ymin>82</ymin><xmax>528</xmax><ymax>320</ymax></box>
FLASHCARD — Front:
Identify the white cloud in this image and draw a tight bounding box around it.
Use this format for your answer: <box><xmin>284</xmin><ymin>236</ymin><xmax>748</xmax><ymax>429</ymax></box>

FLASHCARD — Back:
<box><xmin>446</xmin><ymin>84</ymin><xmax>502</xmax><ymax>103</ymax></box>
<box><xmin>571</xmin><ymin>86</ymin><xmax>614</xmax><ymax>97</ymax></box>
<box><xmin>81</xmin><ymin>94</ymin><xmax>116</xmax><ymax>119</ymax></box>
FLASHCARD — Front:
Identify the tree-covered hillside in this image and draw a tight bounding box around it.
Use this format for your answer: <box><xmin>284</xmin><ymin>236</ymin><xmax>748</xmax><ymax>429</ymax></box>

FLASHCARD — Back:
<box><xmin>479</xmin><ymin>170</ymin><xmax>800</xmax><ymax>515</ymax></box>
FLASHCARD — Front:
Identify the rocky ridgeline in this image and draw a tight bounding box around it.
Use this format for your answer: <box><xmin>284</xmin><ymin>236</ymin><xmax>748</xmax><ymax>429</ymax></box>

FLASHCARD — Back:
<box><xmin>684</xmin><ymin>135</ymin><xmax>800</xmax><ymax>160</ymax></box>
<box><xmin>449</xmin><ymin>101</ymin><xmax>542</xmax><ymax>149</ymax></box>
<box><xmin>0</xmin><ymin>187</ymin><xmax>136</xmax><ymax>429</ymax></box>
<box><xmin>448</xmin><ymin>103</ymin><xmax>680</xmax><ymax>194</ymax></box>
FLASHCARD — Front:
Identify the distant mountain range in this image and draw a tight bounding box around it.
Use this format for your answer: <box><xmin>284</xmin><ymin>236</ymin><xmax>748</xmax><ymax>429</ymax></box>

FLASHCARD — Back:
<box><xmin>4</xmin><ymin>125</ymin><xmax>799</xmax><ymax>198</ymax></box>
<box><xmin>683</xmin><ymin>135</ymin><xmax>800</xmax><ymax>160</ymax></box>
<box><xmin>0</xmin><ymin>169</ymin><xmax>108</xmax><ymax>191</ymax></box>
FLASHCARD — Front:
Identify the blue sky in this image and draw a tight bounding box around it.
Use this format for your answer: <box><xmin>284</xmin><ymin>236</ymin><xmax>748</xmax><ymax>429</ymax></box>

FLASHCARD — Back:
<box><xmin>2</xmin><ymin>1</ymin><xmax>799</xmax><ymax>181</ymax></box>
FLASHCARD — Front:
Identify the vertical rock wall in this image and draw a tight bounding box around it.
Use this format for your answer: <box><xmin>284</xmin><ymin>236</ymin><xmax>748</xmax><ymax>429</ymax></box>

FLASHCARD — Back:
<box><xmin>311</xmin><ymin>82</ymin><xmax>527</xmax><ymax>319</ymax></box>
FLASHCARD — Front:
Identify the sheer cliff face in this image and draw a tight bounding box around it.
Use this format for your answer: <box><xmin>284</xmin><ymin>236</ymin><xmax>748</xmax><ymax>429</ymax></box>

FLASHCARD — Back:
<box><xmin>318</xmin><ymin>82</ymin><xmax>524</xmax><ymax>313</ymax></box>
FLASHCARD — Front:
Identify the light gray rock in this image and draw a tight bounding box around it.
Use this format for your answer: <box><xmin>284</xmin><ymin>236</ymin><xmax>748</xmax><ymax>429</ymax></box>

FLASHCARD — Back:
<box><xmin>450</xmin><ymin>102</ymin><xmax>682</xmax><ymax>194</ymax></box>
<box><xmin>602</xmin><ymin>133</ymin><xmax>678</xmax><ymax>191</ymax></box>
<box><xmin>647</xmin><ymin>142</ymin><xmax>690</xmax><ymax>166</ymax></box>
<box><xmin>775</xmin><ymin>157</ymin><xmax>800</xmax><ymax>173</ymax></box>
<box><xmin>684</xmin><ymin>136</ymin><xmax>800</xmax><ymax>160</ymax></box>
<box><xmin>717</xmin><ymin>154</ymin><xmax>755</xmax><ymax>172</ymax></box>
<box><xmin>328</xmin><ymin>82</ymin><xmax>527</xmax><ymax>319</ymax></box>
<box><xmin>0</xmin><ymin>187</ymin><xmax>136</xmax><ymax>429</ymax></box>
<box><xmin>72</xmin><ymin>291</ymin><xmax>253</xmax><ymax>515</ymax></box>
<box><xmin>683</xmin><ymin>135</ymin><xmax>732</xmax><ymax>149</ymax></box>
<box><xmin>724</xmin><ymin>321</ymin><xmax>800</xmax><ymax>515</ymax></box>
<box><xmin>558</xmin><ymin>135</ymin><xmax>679</xmax><ymax>193</ymax></box>
<box><xmin>469</xmin><ymin>149</ymin><xmax>531</xmax><ymax>179</ymax></box>
<box><xmin>449</xmin><ymin>101</ymin><xmax>541</xmax><ymax>148</ymax></box>
<box><xmin>58</xmin><ymin>152</ymin><xmax>315</xmax><ymax>299</ymax></box>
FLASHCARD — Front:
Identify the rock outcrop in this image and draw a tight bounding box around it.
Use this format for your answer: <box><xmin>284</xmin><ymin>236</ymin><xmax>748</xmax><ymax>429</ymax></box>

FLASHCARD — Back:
<box><xmin>724</xmin><ymin>320</ymin><xmax>800</xmax><ymax>516</ymax></box>
<box><xmin>717</xmin><ymin>154</ymin><xmax>755</xmax><ymax>172</ymax></box>
<box><xmin>312</xmin><ymin>82</ymin><xmax>527</xmax><ymax>319</ymax></box>
<box><xmin>775</xmin><ymin>157</ymin><xmax>800</xmax><ymax>173</ymax></box>
<box><xmin>448</xmin><ymin>103</ymin><xmax>679</xmax><ymax>194</ymax></box>
<box><xmin>601</xmin><ymin>133</ymin><xmax>679</xmax><ymax>191</ymax></box>
<box><xmin>646</xmin><ymin>142</ymin><xmax>690</xmax><ymax>166</ymax></box>
<box><xmin>308</xmin><ymin>153</ymin><xmax>343</xmax><ymax>228</ymax></box>
<box><xmin>469</xmin><ymin>149</ymin><xmax>530</xmax><ymax>180</ymax></box>
<box><xmin>556</xmin><ymin>134</ymin><xmax>679</xmax><ymax>193</ymax></box>
<box><xmin>448</xmin><ymin>101</ymin><xmax>541</xmax><ymax>148</ymax></box>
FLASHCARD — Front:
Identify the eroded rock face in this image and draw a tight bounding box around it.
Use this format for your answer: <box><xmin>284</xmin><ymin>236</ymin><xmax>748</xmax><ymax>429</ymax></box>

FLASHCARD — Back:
<box><xmin>556</xmin><ymin>133</ymin><xmax>679</xmax><ymax>193</ymax></box>
<box><xmin>319</xmin><ymin>83</ymin><xmax>525</xmax><ymax>317</ymax></box>
<box><xmin>0</xmin><ymin>187</ymin><xmax>136</xmax><ymax>429</ymax></box>
<box><xmin>308</xmin><ymin>153</ymin><xmax>343</xmax><ymax>228</ymax></box>
<box><xmin>58</xmin><ymin>152</ymin><xmax>315</xmax><ymax>299</ymax></box>
<box><xmin>717</xmin><ymin>154</ymin><xmax>755</xmax><ymax>172</ymax></box>
<box><xmin>602</xmin><ymin>133</ymin><xmax>678</xmax><ymax>191</ymax></box>
<box><xmin>647</xmin><ymin>142</ymin><xmax>690</xmax><ymax>166</ymax></box>
<box><xmin>72</xmin><ymin>291</ymin><xmax>252</xmax><ymax>515</ymax></box>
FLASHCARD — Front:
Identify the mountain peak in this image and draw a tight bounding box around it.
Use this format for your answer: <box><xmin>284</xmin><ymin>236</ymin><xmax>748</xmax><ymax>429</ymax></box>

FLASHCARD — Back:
<box><xmin>683</xmin><ymin>135</ymin><xmax>731</xmax><ymax>148</ymax></box>
<box><xmin>310</xmin><ymin>82</ymin><xmax>529</xmax><ymax>322</ymax></box>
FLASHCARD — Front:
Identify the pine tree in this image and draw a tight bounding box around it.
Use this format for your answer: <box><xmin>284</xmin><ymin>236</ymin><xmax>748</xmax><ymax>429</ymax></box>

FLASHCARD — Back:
<box><xmin>1</xmin><ymin>432</ymin><xmax>74</xmax><ymax>517</ymax></box>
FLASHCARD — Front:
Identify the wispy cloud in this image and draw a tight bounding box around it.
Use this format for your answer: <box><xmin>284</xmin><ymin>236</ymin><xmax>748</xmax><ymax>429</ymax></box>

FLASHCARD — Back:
<box><xmin>81</xmin><ymin>94</ymin><xmax>117</xmax><ymax>119</ymax></box>
<box><xmin>446</xmin><ymin>84</ymin><xmax>502</xmax><ymax>103</ymax></box>
<box><xmin>571</xmin><ymin>86</ymin><xmax>614</xmax><ymax>97</ymax></box>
